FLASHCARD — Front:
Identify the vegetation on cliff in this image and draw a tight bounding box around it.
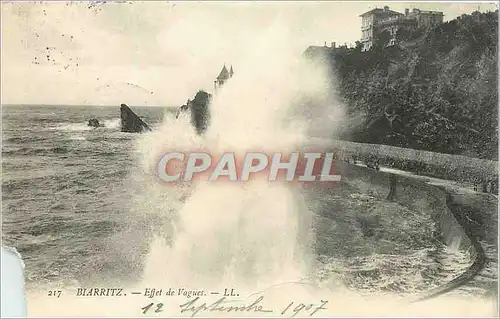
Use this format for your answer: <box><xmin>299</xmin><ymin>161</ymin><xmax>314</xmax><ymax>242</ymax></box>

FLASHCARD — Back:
<box><xmin>328</xmin><ymin>10</ymin><xmax>498</xmax><ymax>160</ymax></box>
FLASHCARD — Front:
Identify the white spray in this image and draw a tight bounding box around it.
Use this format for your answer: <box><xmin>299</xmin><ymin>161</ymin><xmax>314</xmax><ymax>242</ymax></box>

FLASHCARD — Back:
<box><xmin>133</xmin><ymin>20</ymin><xmax>342</xmax><ymax>296</ymax></box>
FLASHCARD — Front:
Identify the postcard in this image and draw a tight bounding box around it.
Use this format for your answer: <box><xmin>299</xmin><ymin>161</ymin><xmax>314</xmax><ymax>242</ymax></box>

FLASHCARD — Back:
<box><xmin>1</xmin><ymin>1</ymin><xmax>498</xmax><ymax>317</ymax></box>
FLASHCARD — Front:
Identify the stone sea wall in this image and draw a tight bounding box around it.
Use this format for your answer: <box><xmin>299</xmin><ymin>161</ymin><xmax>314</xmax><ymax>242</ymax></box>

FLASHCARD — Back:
<box><xmin>335</xmin><ymin>161</ymin><xmax>486</xmax><ymax>300</ymax></box>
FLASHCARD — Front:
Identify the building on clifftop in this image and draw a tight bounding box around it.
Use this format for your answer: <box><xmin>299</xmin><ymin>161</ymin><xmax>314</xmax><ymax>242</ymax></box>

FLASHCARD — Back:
<box><xmin>214</xmin><ymin>64</ymin><xmax>234</xmax><ymax>92</ymax></box>
<box><xmin>360</xmin><ymin>6</ymin><xmax>443</xmax><ymax>51</ymax></box>
<box><xmin>302</xmin><ymin>41</ymin><xmax>350</xmax><ymax>62</ymax></box>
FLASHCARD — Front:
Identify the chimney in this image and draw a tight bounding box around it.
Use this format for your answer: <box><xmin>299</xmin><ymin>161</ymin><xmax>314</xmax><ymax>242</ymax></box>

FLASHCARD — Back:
<box><xmin>405</xmin><ymin>8</ymin><xmax>409</xmax><ymax>16</ymax></box>
<box><xmin>324</xmin><ymin>41</ymin><xmax>327</xmax><ymax>47</ymax></box>
<box><xmin>331</xmin><ymin>42</ymin><xmax>336</xmax><ymax>48</ymax></box>
<box><xmin>383</xmin><ymin>6</ymin><xmax>389</xmax><ymax>12</ymax></box>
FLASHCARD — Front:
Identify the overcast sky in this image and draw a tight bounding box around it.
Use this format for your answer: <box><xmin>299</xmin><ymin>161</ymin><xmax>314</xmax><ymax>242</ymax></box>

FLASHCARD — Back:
<box><xmin>1</xmin><ymin>1</ymin><xmax>497</xmax><ymax>106</ymax></box>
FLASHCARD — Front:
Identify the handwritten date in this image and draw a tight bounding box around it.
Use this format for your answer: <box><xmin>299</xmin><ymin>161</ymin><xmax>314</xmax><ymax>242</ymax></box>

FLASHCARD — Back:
<box><xmin>281</xmin><ymin>300</ymin><xmax>328</xmax><ymax>317</ymax></box>
<box><xmin>141</xmin><ymin>296</ymin><xmax>328</xmax><ymax>317</ymax></box>
<box><xmin>141</xmin><ymin>302</ymin><xmax>164</xmax><ymax>314</ymax></box>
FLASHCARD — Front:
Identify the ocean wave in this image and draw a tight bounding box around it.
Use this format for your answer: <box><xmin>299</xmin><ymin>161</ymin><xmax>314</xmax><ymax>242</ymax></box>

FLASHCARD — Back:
<box><xmin>103</xmin><ymin>118</ymin><xmax>121</xmax><ymax>129</ymax></box>
<box><xmin>315</xmin><ymin>246</ymin><xmax>471</xmax><ymax>295</ymax></box>
<box><xmin>3</xmin><ymin>136</ymin><xmax>48</xmax><ymax>144</ymax></box>
<box><xmin>2</xmin><ymin>146</ymin><xmax>71</xmax><ymax>156</ymax></box>
<box><xmin>24</xmin><ymin>234</ymin><xmax>59</xmax><ymax>245</ymax></box>
<box><xmin>69</xmin><ymin>136</ymin><xmax>86</xmax><ymax>141</ymax></box>
<box><xmin>49</xmin><ymin>118</ymin><xmax>122</xmax><ymax>133</ymax></box>
<box><xmin>50</xmin><ymin>123</ymin><xmax>93</xmax><ymax>132</ymax></box>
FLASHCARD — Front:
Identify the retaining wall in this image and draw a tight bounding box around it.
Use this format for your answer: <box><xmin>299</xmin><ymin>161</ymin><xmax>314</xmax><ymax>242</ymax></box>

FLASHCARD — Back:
<box><xmin>308</xmin><ymin>138</ymin><xmax>498</xmax><ymax>185</ymax></box>
<box><xmin>335</xmin><ymin>161</ymin><xmax>484</xmax><ymax>300</ymax></box>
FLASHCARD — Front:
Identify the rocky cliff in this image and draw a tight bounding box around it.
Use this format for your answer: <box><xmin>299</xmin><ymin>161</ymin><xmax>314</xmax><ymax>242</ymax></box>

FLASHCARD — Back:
<box><xmin>309</xmin><ymin>11</ymin><xmax>498</xmax><ymax>160</ymax></box>
<box><xmin>120</xmin><ymin>103</ymin><xmax>152</xmax><ymax>133</ymax></box>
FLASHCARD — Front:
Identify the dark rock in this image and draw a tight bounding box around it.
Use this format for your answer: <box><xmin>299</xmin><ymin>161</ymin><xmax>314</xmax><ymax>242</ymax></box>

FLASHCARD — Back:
<box><xmin>190</xmin><ymin>91</ymin><xmax>211</xmax><ymax>135</ymax></box>
<box><xmin>120</xmin><ymin>104</ymin><xmax>152</xmax><ymax>133</ymax></box>
<box><xmin>175</xmin><ymin>90</ymin><xmax>212</xmax><ymax>135</ymax></box>
<box><xmin>175</xmin><ymin>99</ymin><xmax>190</xmax><ymax>119</ymax></box>
<box><xmin>87</xmin><ymin>118</ymin><xmax>102</xmax><ymax>128</ymax></box>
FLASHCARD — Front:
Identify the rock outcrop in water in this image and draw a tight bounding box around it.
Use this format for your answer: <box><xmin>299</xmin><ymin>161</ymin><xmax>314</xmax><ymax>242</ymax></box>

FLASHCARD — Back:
<box><xmin>189</xmin><ymin>90</ymin><xmax>212</xmax><ymax>135</ymax></box>
<box><xmin>176</xmin><ymin>90</ymin><xmax>212</xmax><ymax>135</ymax></box>
<box><xmin>120</xmin><ymin>103</ymin><xmax>152</xmax><ymax>133</ymax></box>
<box><xmin>174</xmin><ymin>65</ymin><xmax>229</xmax><ymax>135</ymax></box>
<box><xmin>175</xmin><ymin>99</ymin><xmax>191</xmax><ymax>119</ymax></box>
<box><xmin>87</xmin><ymin>118</ymin><xmax>102</xmax><ymax>128</ymax></box>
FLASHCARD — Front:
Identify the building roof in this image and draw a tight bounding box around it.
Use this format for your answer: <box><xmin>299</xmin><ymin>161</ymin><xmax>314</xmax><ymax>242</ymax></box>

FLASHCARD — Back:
<box><xmin>417</xmin><ymin>10</ymin><xmax>444</xmax><ymax>16</ymax></box>
<box><xmin>229</xmin><ymin>65</ymin><xmax>234</xmax><ymax>77</ymax></box>
<box><xmin>359</xmin><ymin>8</ymin><xmax>403</xmax><ymax>17</ymax></box>
<box><xmin>217</xmin><ymin>65</ymin><xmax>230</xmax><ymax>80</ymax></box>
<box><xmin>302</xmin><ymin>45</ymin><xmax>348</xmax><ymax>59</ymax></box>
<box><xmin>303</xmin><ymin>46</ymin><xmax>330</xmax><ymax>56</ymax></box>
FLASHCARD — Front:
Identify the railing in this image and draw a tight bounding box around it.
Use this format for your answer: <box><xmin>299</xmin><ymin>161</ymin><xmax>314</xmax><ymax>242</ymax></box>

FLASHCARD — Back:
<box><xmin>307</xmin><ymin>138</ymin><xmax>498</xmax><ymax>185</ymax></box>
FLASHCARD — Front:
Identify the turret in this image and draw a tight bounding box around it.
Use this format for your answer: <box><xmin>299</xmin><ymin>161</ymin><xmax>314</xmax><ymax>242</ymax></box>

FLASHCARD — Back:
<box><xmin>214</xmin><ymin>64</ymin><xmax>234</xmax><ymax>92</ymax></box>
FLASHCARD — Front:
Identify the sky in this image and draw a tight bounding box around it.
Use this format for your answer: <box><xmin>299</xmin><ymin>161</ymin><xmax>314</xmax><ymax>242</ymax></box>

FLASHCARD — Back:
<box><xmin>1</xmin><ymin>1</ymin><xmax>498</xmax><ymax>106</ymax></box>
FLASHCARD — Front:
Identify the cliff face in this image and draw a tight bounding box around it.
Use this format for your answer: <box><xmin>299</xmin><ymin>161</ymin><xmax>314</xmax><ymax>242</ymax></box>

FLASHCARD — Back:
<box><xmin>317</xmin><ymin>11</ymin><xmax>498</xmax><ymax>160</ymax></box>
<box><xmin>120</xmin><ymin>104</ymin><xmax>152</xmax><ymax>133</ymax></box>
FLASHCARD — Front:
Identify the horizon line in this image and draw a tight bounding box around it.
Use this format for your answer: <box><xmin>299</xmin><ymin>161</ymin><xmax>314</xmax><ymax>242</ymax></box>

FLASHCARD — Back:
<box><xmin>1</xmin><ymin>103</ymin><xmax>179</xmax><ymax>108</ymax></box>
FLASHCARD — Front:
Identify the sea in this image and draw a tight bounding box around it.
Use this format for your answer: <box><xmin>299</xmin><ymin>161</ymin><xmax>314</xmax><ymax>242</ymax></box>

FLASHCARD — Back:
<box><xmin>1</xmin><ymin>104</ymin><xmax>496</xmax><ymax>317</ymax></box>
<box><xmin>2</xmin><ymin>105</ymin><xmax>165</xmax><ymax>287</ymax></box>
